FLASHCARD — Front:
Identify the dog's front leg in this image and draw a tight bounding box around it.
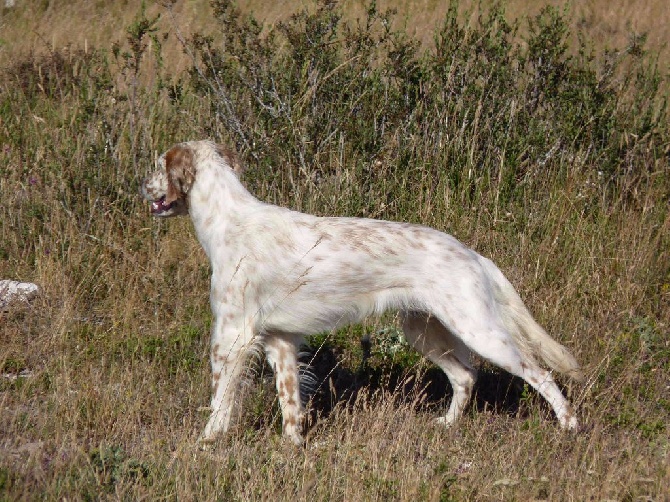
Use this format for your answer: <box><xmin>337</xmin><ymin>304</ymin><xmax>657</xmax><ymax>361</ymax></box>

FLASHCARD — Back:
<box><xmin>264</xmin><ymin>333</ymin><xmax>304</xmax><ymax>445</ymax></box>
<box><xmin>199</xmin><ymin>315</ymin><xmax>255</xmax><ymax>444</ymax></box>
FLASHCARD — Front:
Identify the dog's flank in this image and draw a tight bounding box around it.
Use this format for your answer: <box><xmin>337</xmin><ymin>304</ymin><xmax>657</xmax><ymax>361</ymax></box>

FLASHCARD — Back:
<box><xmin>141</xmin><ymin>140</ymin><xmax>582</xmax><ymax>444</ymax></box>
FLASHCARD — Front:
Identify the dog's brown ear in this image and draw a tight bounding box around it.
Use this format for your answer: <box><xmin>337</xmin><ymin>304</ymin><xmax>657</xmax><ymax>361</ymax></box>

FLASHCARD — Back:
<box><xmin>165</xmin><ymin>144</ymin><xmax>195</xmax><ymax>204</ymax></box>
<box><xmin>215</xmin><ymin>144</ymin><xmax>244</xmax><ymax>177</ymax></box>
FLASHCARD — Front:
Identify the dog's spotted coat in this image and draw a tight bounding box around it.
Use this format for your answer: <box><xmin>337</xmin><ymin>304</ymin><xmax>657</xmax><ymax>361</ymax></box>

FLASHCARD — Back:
<box><xmin>141</xmin><ymin>140</ymin><xmax>582</xmax><ymax>444</ymax></box>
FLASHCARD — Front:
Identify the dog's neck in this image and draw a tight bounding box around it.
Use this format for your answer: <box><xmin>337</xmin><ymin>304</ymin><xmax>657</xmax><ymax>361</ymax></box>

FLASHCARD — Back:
<box><xmin>187</xmin><ymin>157</ymin><xmax>261</xmax><ymax>260</ymax></box>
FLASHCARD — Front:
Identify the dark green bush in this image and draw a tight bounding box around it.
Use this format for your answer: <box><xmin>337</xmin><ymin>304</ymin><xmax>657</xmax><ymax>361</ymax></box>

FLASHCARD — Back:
<box><xmin>189</xmin><ymin>0</ymin><xmax>668</xmax><ymax>210</ymax></box>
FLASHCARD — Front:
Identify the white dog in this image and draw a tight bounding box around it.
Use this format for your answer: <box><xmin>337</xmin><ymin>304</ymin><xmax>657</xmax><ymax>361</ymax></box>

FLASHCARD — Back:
<box><xmin>141</xmin><ymin>140</ymin><xmax>582</xmax><ymax>444</ymax></box>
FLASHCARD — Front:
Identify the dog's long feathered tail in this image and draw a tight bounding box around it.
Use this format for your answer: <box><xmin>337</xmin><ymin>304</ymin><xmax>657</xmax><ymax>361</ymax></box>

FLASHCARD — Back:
<box><xmin>478</xmin><ymin>256</ymin><xmax>584</xmax><ymax>382</ymax></box>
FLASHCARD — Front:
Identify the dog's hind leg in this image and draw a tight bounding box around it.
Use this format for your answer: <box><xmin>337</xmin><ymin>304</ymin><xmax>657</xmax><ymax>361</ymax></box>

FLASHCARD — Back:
<box><xmin>430</xmin><ymin>294</ymin><xmax>578</xmax><ymax>429</ymax></box>
<box><xmin>264</xmin><ymin>332</ymin><xmax>304</xmax><ymax>445</ymax></box>
<box><xmin>401</xmin><ymin>312</ymin><xmax>477</xmax><ymax>426</ymax></box>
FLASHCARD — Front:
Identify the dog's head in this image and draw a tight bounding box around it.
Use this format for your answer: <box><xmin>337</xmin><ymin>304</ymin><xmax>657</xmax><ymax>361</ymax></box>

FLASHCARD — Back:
<box><xmin>141</xmin><ymin>143</ymin><xmax>196</xmax><ymax>217</ymax></box>
<box><xmin>142</xmin><ymin>141</ymin><xmax>244</xmax><ymax>217</ymax></box>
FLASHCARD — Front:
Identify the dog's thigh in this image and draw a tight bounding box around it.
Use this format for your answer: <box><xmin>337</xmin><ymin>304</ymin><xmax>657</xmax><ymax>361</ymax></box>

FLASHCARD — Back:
<box><xmin>264</xmin><ymin>332</ymin><xmax>304</xmax><ymax>444</ymax></box>
<box><xmin>401</xmin><ymin>312</ymin><xmax>477</xmax><ymax>425</ymax></box>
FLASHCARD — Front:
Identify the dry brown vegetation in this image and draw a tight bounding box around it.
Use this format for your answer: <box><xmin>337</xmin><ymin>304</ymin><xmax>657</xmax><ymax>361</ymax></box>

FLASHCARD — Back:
<box><xmin>1</xmin><ymin>0</ymin><xmax>669</xmax><ymax>69</ymax></box>
<box><xmin>1</xmin><ymin>0</ymin><xmax>669</xmax><ymax>500</ymax></box>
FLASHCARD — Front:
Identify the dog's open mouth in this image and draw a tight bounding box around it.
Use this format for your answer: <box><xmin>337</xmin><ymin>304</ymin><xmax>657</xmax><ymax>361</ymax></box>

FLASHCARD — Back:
<box><xmin>150</xmin><ymin>196</ymin><xmax>174</xmax><ymax>215</ymax></box>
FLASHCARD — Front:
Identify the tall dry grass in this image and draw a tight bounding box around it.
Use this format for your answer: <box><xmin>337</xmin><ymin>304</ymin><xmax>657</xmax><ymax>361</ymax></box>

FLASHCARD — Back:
<box><xmin>1</xmin><ymin>0</ymin><xmax>669</xmax><ymax>71</ymax></box>
<box><xmin>1</xmin><ymin>0</ymin><xmax>669</xmax><ymax>500</ymax></box>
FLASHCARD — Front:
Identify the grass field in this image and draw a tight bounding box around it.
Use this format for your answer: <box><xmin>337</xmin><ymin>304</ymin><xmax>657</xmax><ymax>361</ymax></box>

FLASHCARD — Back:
<box><xmin>1</xmin><ymin>0</ymin><xmax>669</xmax><ymax>500</ymax></box>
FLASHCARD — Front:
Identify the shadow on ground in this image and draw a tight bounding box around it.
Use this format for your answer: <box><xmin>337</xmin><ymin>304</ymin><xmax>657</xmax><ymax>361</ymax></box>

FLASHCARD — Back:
<box><xmin>238</xmin><ymin>338</ymin><xmax>572</xmax><ymax>436</ymax></box>
<box><xmin>297</xmin><ymin>343</ymin><xmax>534</xmax><ymax>427</ymax></box>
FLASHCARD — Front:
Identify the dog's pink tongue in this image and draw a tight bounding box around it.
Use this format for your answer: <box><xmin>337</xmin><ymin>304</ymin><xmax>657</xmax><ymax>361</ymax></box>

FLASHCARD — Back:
<box><xmin>151</xmin><ymin>199</ymin><xmax>169</xmax><ymax>214</ymax></box>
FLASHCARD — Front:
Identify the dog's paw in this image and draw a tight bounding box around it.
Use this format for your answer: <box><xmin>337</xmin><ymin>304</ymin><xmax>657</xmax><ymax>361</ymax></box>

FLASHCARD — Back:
<box><xmin>285</xmin><ymin>433</ymin><xmax>305</xmax><ymax>447</ymax></box>
<box><xmin>557</xmin><ymin>405</ymin><xmax>579</xmax><ymax>431</ymax></box>
<box><xmin>435</xmin><ymin>415</ymin><xmax>458</xmax><ymax>427</ymax></box>
<box><xmin>196</xmin><ymin>434</ymin><xmax>216</xmax><ymax>450</ymax></box>
<box><xmin>561</xmin><ymin>414</ymin><xmax>579</xmax><ymax>432</ymax></box>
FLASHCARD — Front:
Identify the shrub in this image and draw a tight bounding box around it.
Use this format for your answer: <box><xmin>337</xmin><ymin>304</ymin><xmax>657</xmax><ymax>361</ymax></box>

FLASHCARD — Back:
<box><xmin>188</xmin><ymin>0</ymin><xmax>668</xmax><ymax>213</ymax></box>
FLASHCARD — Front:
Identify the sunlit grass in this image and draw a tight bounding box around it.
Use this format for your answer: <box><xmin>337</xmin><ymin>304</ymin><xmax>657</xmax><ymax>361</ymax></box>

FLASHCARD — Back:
<box><xmin>0</xmin><ymin>1</ymin><xmax>668</xmax><ymax>500</ymax></box>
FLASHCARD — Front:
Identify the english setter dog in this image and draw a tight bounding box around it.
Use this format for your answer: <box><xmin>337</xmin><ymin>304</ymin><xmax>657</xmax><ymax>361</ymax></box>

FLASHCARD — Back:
<box><xmin>141</xmin><ymin>140</ymin><xmax>582</xmax><ymax>444</ymax></box>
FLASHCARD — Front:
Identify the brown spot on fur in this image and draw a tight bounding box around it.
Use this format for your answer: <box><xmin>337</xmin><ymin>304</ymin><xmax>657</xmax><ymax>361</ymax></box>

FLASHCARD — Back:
<box><xmin>283</xmin><ymin>415</ymin><xmax>297</xmax><ymax>429</ymax></box>
<box><xmin>387</xmin><ymin>281</ymin><xmax>409</xmax><ymax>290</ymax></box>
<box><xmin>215</xmin><ymin>144</ymin><xmax>244</xmax><ymax>176</ymax></box>
<box><xmin>352</xmin><ymin>241</ymin><xmax>372</xmax><ymax>254</ymax></box>
<box><xmin>284</xmin><ymin>375</ymin><xmax>297</xmax><ymax>399</ymax></box>
<box><xmin>245</xmin><ymin>264</ymin><xmax>257</xmax><ymax>277</ymax></box>
<box><xmin>276</xmin><ymin>235</ymin><xmax>293</xmax><ymax>251</ymax></box>
<box><xmin>165</xmin><ymin>144</ymin><xmax>195</xmax><ymax>204</ymax></box>
<box><xmin>450</xmin><ymin>248</ymin><xmax>471</xmax><ymax>262</ymax></box>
